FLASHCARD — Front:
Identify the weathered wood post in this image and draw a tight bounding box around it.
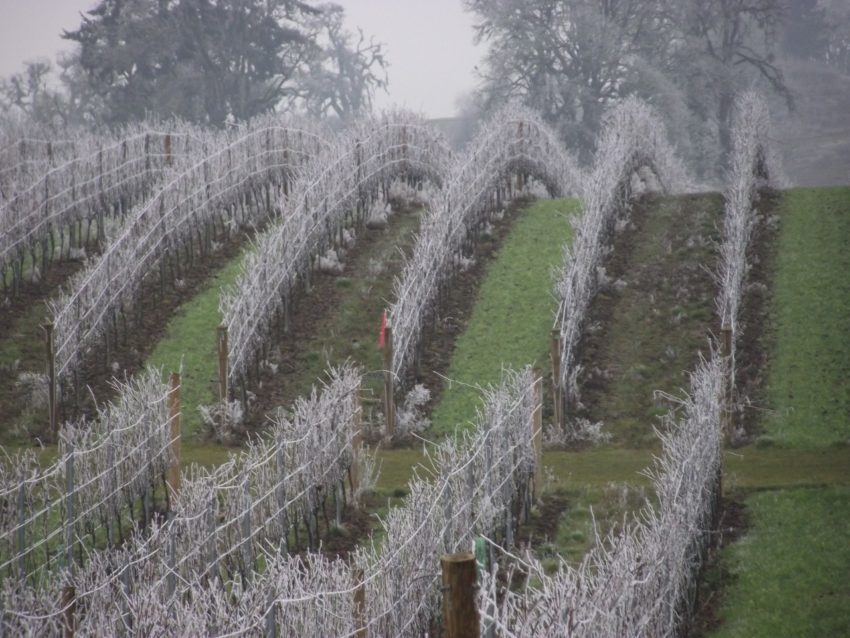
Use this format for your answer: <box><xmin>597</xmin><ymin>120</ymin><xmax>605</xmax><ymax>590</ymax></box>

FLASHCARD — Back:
<box><xmin>441</xmin><ymin>553</ymin><xmax>479</xmax><ymax>638</ymax></box>
<box><xmin>550</xmin><ymin>329</ymin><xmax>563</xmax><ymax>431</ymax></box>
<box><xmin>166</xmin><ymin>372</ymin><xmax>181</xmax><ymax>500</ymax></box>
<box><xmin>382</xmin><ymin>325</ymin><xmax>395</xmax><ymax>437</ymax></box>
<box><xmin>351</xmin><ymin>389</ymin><xmax>363</xmax><ymax>504</ymax></box>
<box><xmin>217</xmin><ymin>325</ymin><xmax>229</xmax><ymax>403</ymax></box>
<box><xmin>43</xmin><ymin>323</ymin><xmax>58</xmax><ymax>441</ymax></box>
<box><xmin>353</xmin><ymin>569</ymin><xmax>367</xmax><ymax>638</ymax></box>
<box><xmin>720</xmin><ymin>323</ymin><xmax>733</xmax><ymax>445</ymax></box>
<box><xmin>532</xmin><ymin>368</ymin><xmax>544</xmax><ymax>505</ymax></box>
<box><xmin>164</xmin><ymin>134</ymin><xmax>172</xmax><ymax>167</ymax></box>
<box><xmin>61</xmin><ymin>584</ymin><xmax>75</xmax><ymax>638</ymax></box>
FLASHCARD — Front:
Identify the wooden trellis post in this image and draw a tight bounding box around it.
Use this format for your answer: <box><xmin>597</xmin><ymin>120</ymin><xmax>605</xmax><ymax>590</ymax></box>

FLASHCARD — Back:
<box><xmin>217</xmin><ymin>325</ymin><xmax>228</xmax><ymax>403</ymax></box>
<box><xmin>532</xmin><ymin>368</ymin><xmax>544</xmax><ymax>504</ymax></box>
<box><xmin>164</xmin><ymin>134</ymin><xmax>172</xmax><ymax>166</ymax></box>
<box><xmin>43</xmin><ymin>323</ymin><xmax>58</xmax><ymax>441</ymax></box>
<box><xmin>351</xmin><ymin>390</ymin><xmax>363</xmax><ymax>504</ymax></box>
<box><xmin>550</xmin><ymin>329</ymin><xmax>563</xmax><ymax>431</ymax></box>
<box><xmin>166</xmin><ymin>372</ymin><xmax>181</xmax><ymax>499</ymax></box>
<box><xmin>441</xmin><ymin>553</ymin><xmax>479</xmax><ymax>638</ymax></box>
<box><xmin>720</xmin><ymin>324</ymin><xmax>733</xmax><ymax>445</ymax></box>
<box><xmin>382</xmin><ymin>324</ymin><xmax>395</xmax><ymax>437</ymax></box>
<box><xmin>61</xmin><ymin>584</ymin><xmax>75</xmax><ymax>638</ymax></box>
<box><xmin>353</xmin><ymin>569</ymin><xmax>367</xmax><ymax>638</ymax></box>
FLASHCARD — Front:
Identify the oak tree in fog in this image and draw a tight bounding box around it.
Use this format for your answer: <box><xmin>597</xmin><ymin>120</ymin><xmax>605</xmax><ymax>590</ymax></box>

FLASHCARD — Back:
<box><xmin>58</xmin><ymin>0</ymin><xmax>386</xmax><ymax>125</ymax></box>
<box><xmin>670</xmin><ymin>0</ymin><xmax>790</xmax><ymax>159</ymax></box>
<box><xmin>463</xmin><ymin>0</ymin><xmax>673</xmax><ymax>155</ymax></box>
<box><xmin>299</xmin><ymin>4</ymin><xmax>388</xmax><ymax>120</ymax></box>
<box><xmin>465</xmin><ymin>0</ymin><xmax>791</xmax><ymax>172</ymax></box>
<box><xmin>0</xmin><ymin>61</ymin><xmax>64</xmax><ymax>128</ymax></box>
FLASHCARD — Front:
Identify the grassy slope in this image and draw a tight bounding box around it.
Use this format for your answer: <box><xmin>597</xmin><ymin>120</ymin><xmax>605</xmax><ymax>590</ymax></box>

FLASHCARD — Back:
<box><xmin>760</xmin><ymin>187</ymin><xmax>850</xmax><ymax>448</ymax></box>
<box><xmin>145</xmin><ymin>254</ymin><xmax>245</xmax><ymax>439</ymax></box>
<box><xmin>710</xmin><ymin>487</ymin><xmax>850</xmax><ymax>638</ymax></box>
<box><xmin>708</xmin><ymin>187</ymin><xmax>850</xmax><ymax>637</ymax></box>
<box><xmin>430</xmin><ymin>199</ymin><xmax>578</xmax><ymax>434</ymax></box>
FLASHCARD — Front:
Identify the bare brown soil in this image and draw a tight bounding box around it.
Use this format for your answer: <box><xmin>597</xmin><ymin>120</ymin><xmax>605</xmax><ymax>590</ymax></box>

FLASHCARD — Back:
<box><xmin>573</xmin><ymin>193</ymin><xmax>725</xmax><ymax>447</ymax></box>
<box><xmin>689</xmin><ymin>495</ymin><xmax>750</xmax><ymax>637</ymax></box>
<box><xmin>0</xmin><ymin>259</ymin><xmax>86</xmax><ymax>340</ymax></box>
<box><xmin>731</xmin><ymin>189</ymin><xmax>781</xmax><ymax>443</ymax></box>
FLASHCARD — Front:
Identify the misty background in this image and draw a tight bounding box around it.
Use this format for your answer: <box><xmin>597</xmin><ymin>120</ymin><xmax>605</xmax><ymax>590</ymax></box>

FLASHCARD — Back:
<box><xmin>1</xmin><ymin>0</ymin><xmax>849</xmax><ymax>185</ymax></box>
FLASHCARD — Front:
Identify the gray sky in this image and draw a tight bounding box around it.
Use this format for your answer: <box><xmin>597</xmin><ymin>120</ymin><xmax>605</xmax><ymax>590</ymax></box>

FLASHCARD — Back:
<box><xmin>0</xmin><ymin>0</ymin><xmax>483</xmax><ymax>118</ymax></box>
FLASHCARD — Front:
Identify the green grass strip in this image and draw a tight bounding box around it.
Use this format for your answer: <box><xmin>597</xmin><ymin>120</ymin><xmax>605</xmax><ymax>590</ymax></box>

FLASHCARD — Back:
<box><xmin>709</xmin><ymin>486</ymin><xmax>850</xmax><ymax>638</ymax></box>
<box><xmin>762</xmin><ymin>187</ymin><xmax>850</xmax><ymax>447</ymax></box>
<box><xmin>146</xmin><ymin>254</ymin><xmax>245</xmax><ymax>439</ymax></box>
<box><xmin>430</xmin><ymin>198</ymin><xmax>578</xmax><ymax>435</ymax></box>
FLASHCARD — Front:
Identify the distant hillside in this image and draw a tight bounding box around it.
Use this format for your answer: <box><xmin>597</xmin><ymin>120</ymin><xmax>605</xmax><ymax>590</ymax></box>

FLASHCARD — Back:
<box><xmin>773</xmin><ymin>59</ymin><xmax>850</xmax><ymax>187</ymax></box>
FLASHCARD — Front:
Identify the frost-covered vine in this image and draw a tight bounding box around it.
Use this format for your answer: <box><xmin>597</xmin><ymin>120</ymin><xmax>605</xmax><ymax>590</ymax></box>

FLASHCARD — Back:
<box><xmin>390</xmin><ymin>104</ymin><xmax>581</xmax><ymax>386</ymax></box>
<box><xmin>554</xmin><ymin>97</ymin><xmax>688</xmax><ymax>414</ymax></box>
<box><xmin>1</xmin><ymin>366</ymin><xmax>538</xmax><ymax>636</ymax></box>
<box><xmin>0</xmin><ymin>124</ymin><xmax>199</xmax><ymax>289</ymax></box>
<box><xmin>476</xmin><ymin>93</ymin><xmax>781</xmax><ymax>637</ymax></box>
<box><xmin>479</xmin><ymin>357</ymin><xmax>723</xmax><ymax>637</ymax></box>
<box><xmin>0</xmin><ymin>369</ymin><xmax>172</xmax><ymax>587</ymax></box>
<box><xmin>48</xmin><ymin>115</ymin><xmax>327</xmax><ymax>391</ymax></box>
<box><xmin>221</xmin><ymin>111</ymin><xmax>451</xmax><ymax>391</ymax></box>
<box><xmin>716</xmin><ymin>91</ymin><xmax>781</xmax><ymax>369</ymax></box>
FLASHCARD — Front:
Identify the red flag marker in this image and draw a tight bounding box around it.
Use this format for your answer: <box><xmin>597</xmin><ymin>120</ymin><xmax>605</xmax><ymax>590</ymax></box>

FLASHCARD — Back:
<box><xmin>378</xmin><ymin>310</ymin><xmax>387</xmax><ymax>348</ymax></box>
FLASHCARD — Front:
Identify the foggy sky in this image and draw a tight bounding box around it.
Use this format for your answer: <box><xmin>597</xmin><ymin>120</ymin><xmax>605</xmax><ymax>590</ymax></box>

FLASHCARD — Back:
<box><xmin>0</xmin><ymin>0</ymin><xmax>483</xmax><ymax>119</ymax></box>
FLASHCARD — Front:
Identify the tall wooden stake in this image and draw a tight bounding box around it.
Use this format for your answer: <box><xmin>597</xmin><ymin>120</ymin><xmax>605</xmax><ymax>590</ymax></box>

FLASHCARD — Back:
<box><xmin>720</xmin><ymin>324</ymin><xmax>733</xmax><ymax>445</ymax></box>
<box><xmin>441</xmin><ymin>553</ymin><xmax>479</xmax><ymax>638</ymax></box>
<box><xmin>351</xmin><ymin>390</ymin><xmax>363</xmax><ymax>504</ymax></box>
<box><xmin>550</xmin><ymin>329</ymin><xmax>563</xmax><ymax>431</ymax></box>
<box><xmin>353</xmin><ymin>569</ymin><xmax>367</xmax><ymax>638</ymax></box>
<box><xmin>61</xmin><ymin>584</ymin><xmax>75</xmax><ymax>638</ymax></box>
<box><xmin>532</xmin><ymin>368</ymin><xmax>544</xmax><ymax>505</ymax></box>
<box><xmin>164</xmin><ymin>134</ymin><xmax>172</xmax><ymax>166</ymax></box>
<box><xmin>217</xmin><ymin>325</ymin><xmax>228</xmax><ymax>403</ymax></box>
<box><xmin>43</xmin><ymin>323</ymin><xmax>58</xmax><ymax>441</ymax></box>
<box><xmin>382</xmin><ymin>324</ymin><xmax>395</xmax><ymax>437</ymax></box>
<box><xmin>166</xmin><ymin>372</ymin><xmax>181</xmax><ymax>499</ymax></box>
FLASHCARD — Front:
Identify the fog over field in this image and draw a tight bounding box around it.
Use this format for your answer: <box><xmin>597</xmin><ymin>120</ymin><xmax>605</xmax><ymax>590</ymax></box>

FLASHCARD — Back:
<box><xmin>2</xmin><ymin>1</ymin><xmax>848</xmax><ymax>183</ymax></box>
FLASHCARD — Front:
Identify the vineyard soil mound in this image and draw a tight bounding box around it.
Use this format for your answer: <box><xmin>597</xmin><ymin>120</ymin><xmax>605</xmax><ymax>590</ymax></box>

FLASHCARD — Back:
<box><xmin>574</xmin><ymin>193</ymin><xmax>725</xmax><ymax>446</ymax></box>
<box><xmin>690</xmin><ymin>496</ymin><xmax>751</xmax><ymax>637</ymax></box>
<box><xmin>1</xmin><ymin>259</ymin><xmax>89</xmax><ymax>338</ymax></box>
<box><xmin>730</xmin><ymin>190</ymin><xmax>781</xmax><ymax>444</ymax></box>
